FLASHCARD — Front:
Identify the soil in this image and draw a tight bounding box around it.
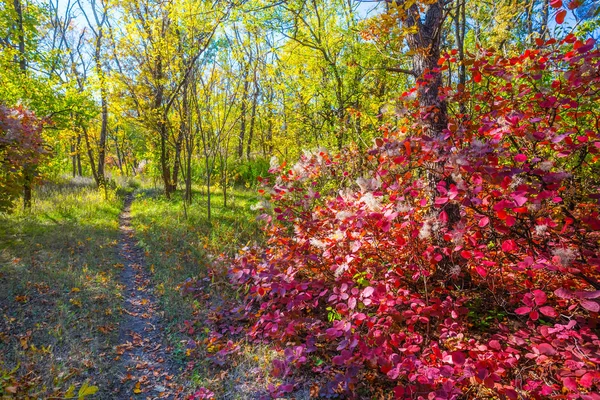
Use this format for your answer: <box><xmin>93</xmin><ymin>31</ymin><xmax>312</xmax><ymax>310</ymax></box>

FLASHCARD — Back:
<box><xmin>110</xmin><ymin>194</ymin><xmax>180</xmax><ymax>399</ymax></box>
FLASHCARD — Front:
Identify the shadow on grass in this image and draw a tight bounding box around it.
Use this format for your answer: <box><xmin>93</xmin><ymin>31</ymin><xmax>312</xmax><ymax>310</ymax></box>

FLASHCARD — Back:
<box><xmin>0</xmin><ymin>182</ymin><xmax>124</xmax><ymax>398</ymax></box>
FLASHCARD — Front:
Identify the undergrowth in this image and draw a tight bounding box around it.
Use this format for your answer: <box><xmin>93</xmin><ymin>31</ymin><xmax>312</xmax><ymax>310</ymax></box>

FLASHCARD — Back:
<box><xmin>0</xmin><ymin>179</ymin><xmax>124</xmax><ymax>398</ymax></box>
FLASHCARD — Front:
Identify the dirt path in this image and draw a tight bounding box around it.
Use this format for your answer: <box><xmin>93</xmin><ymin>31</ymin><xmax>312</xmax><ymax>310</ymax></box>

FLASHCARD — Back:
<box><xmin>111</xmin><ymin>194</ymin><xmax>179</xmax><ymax>399</ymax></box>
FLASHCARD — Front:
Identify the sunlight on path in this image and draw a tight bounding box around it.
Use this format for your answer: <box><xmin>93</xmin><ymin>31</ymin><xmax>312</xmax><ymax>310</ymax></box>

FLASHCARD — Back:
<box><xmin>112</xmin><ymin>194</ymin><xmax>180</xmax><ymax>399</ymax></box>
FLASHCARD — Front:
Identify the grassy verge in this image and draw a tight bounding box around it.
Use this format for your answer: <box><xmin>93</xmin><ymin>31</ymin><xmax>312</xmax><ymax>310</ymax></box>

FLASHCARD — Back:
<box><xmin>0</xmin><ymin>179</ymin><xmax>124</xmax><ymax>398</ymax></box>
<box><xmin>130</xmin><ymin>186</ymin><xmax>293</xmax><ymax>398</ymax></box>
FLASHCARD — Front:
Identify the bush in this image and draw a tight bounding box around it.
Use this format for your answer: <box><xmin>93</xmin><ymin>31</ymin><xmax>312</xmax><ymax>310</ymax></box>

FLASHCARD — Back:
<box><xmin>0</xmin><ymin>105</ymin><xmax>45</xmax><ymax>212</ymax></box>
<box><xmin>201</xmin><ymin>38</ymin><xmax>600</xmax><ymax>398</ymax></box>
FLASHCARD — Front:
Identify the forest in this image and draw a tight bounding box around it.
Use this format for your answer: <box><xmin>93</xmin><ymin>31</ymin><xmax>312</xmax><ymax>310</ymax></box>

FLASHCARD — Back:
<box><xmin>1</xmin><ymin>0</ymin><xmax>600</xmax><ymax>398</ymax></box>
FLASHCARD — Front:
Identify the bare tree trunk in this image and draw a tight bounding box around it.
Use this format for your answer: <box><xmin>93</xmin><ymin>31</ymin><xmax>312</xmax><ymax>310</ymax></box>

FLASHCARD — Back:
<box><xmin>238</xmin><ymin>70</ymin><xmax>249</xmax><ymax>158</ymax></box>
<box><xmin>14</xmin><ymin>0</ymin><xmax>31</xmax><ymax>209</ymax></box>
<box><xmin>114</xmin><ymin>132</ymin><xmax>124</xmax><ymax>174</ymax></box>
<box><xmin>400</xmin><ymin>1</ymin><xmax>463</xmax><ymax>283</ymax></box>
<box><xmin>77</xmin><ymin>134</ymin><xmax>83</xmax><ymax>176</ymax></box>
<box><xmin>72</xmin><ymin>139</ymin><xmax>77</xmax><ymax>177</ymax></box>
<box><xmin>82</xmin><ymin>125</ymin><xmax>99</xmax><ymax>185</ymax></box>
<box><xmin>247</xmin><ymin>82</ymin><xmax>259</xmax><ymax>160</ymax></box>
<box><xmin>172</xmin><ymin>79</ymin><xmax>188</xmax><ymax>193</ymax></box>
<box><xmin>540</xmin><ymin>0</ymin><xmax>549</xmax><ymax>39</ymax></box>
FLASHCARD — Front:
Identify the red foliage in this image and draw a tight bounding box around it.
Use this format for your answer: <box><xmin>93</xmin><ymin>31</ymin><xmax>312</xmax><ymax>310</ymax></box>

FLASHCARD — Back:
<box><xmin>202</xmin><ymin>38</ymin><xmax>600</xmax><ymax>399</ymax></box>
<box><xmin>0</xmin><ymin>105</ymin><xmax>45</xmax><ymax>211</ymax></box>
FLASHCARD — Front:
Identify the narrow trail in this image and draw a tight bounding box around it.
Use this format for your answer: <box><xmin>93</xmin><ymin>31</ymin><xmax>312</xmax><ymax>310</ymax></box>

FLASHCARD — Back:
<box><xmin>111</xmin><ymin>193</ymin><xmax>179</xmax><ymax>399</ymax></box>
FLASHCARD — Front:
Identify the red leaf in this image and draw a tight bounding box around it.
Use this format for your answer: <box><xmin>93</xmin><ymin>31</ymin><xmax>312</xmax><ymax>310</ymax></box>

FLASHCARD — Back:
<box><xmin>579</xmin><ymin>372</ymin><xmax>597</xmax><ymax>388</ymax></box>
<box><xmin>514</xmin><ymin>154</ymin><xmax>527</xmax><ymax>163</ymax></box>
<box><xmin>451</xmin><ymin>351</ymin><xmax>466</xmax><ymax>366</ymax></box>
<box><xmin>529</xmin><ymin>310</ymin><xmax>539</xmax><ymax>321</ymax></box>
<box><xmin>501</xmin><ymin>240</ymin><xmax>516</xmax><ymax>252</ymax></box>
<box><xmin>562</xmin><ymin>376</ymin><xmax>578</xmax><ymax>391</ymax></box>
<box><xmin>460</xmin><ymin>250</ymin><xmax>472</xmax><ymax>259</ymax></box>
<box><xmin>537</xmin><ymin>343</ymin><xmax>556</xmax><ymax>355</ymax></box>
<box><xmin>473</xmin><ymin>71</ymin><xmax>482</xmax><ymax>83</ymax></box>
<box><xmin>404</xmin><ymin>141</ymin><xmax>411</xmax><ymax>157</ymax></box>
<box><xmin>475</xmin><ymin>266</ymin><xmax>487</xmax><ymax>277</ymax></box>
<box><xmin>533</xmin><ymin>289</ymin><xmax>547</xmax><ymax>306</ymax></box>
<box><xmin>539</xmin><ymin>306</ymin><xmax>558</xmax><ymax>317</ymax></box>
<box><xmin>555</xmin><ymin>9</ymin><xmax>567</xmax><ymax>24</ymax></box>
<box><xmin>550</xmin><ymin>0</ymin><xmax>562</xmax><ymax>8</ymax></box>
<box><xmin>515</xmin><ymin>306</ymin><xmax>532</xmax><ymax>315</ymax></box>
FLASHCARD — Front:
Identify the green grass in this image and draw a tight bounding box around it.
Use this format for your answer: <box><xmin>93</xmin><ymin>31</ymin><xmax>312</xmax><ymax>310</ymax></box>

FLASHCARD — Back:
<box><xmin>130</xmin><ymin>185</ymin><xmax>260</xmax><ymax>328</ymax></box>
<box><xmin>0</xmin><ymin>179</ymin><xmax>124</xmax><ymax>398</ymax></box>
<box><xmin>130</xmin><ymin>185</ymin><xmax>294</xmax><ymax>398</ymax></box>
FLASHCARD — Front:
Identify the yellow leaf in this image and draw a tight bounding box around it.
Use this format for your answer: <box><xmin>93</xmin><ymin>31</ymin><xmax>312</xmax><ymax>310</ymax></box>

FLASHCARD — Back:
<box><xmin>133</xmin><ymin>382</ymin><xmax>142</xmax><ymax>394</ymax></box>
<box><xmin>71</xmin><ymin>287</ymin><xmax>81</xmax><ymax>293</ymax></box>
<box><xmin>65</xmin><ymin>384</ymin><xmax>76</xmax><ymax>398</ymax></box>
<box><xmin>78</xmin><ymin>382</ymin><xmax>98</xmax><ymax>398</ymax></box>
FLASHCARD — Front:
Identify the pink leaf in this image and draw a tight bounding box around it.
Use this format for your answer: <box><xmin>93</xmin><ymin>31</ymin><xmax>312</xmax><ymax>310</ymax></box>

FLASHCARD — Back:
<box><xmin>533</xmin><ymin>290</ymin><xmax>547</xmax><ymax>306</ymax></box>
<box><xmin>362</xmin><ymin>286</ymin><xmax>374</xmax><ymax>298</ymax></box>
<box><xmin>579</xmin><ymin>372</ymin><xmax>597</xmax><ymax>388</ymax></box>
<box><xmin>515</xmin><ymin>306</ymin><xmax>532</xmax><ymax>315</ymax></box>
<box><xmin>514</xmin><ymin>154</ymin><xmax>527</xmax><ymax>163</ymax></box>
<box><xmin>539</xmin><ymin>306</ymin><xmax>558</xmax><ymax>317</ymax></box>
<box><xmin>562</xmin><ymin>376</ymin><xmax>577</xmax><ymax>391</ymax></box>
<box><xmin>554</xmin><ymin>287</ymin><xmax>574</xmax><ymax>299</ymax></box>
<box><xmin>580</xmin><ymin>299</ymin><xmax>599</xmax><ymax>312</ymax></box>
<box><xmin>537</xmin><ymin>343</ymin><xmax>556</xmax><ymax>355</ymax></box>
<box><xmin>479</xmin><ymin>216</ymin><xmax>489</xmax><ymax>227</ymax></box>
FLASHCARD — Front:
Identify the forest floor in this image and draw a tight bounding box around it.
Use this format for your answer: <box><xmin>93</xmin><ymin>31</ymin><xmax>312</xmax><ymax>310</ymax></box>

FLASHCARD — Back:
<box><xmin>111</xmin><ymin>193</ymin><xmax>179</xmax><ymax>398</ymax></box>
<box><xmin>0</xmin><ymin>179</ymin><xmax>293</xmax><ymax>399</ymax></box>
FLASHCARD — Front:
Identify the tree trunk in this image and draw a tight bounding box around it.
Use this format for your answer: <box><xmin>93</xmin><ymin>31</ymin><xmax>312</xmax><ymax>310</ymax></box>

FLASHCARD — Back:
<box><xmin>76</xmin><ymin>134</ymin><xmax>83</xmax><ymax>176</ymax></box>
<box><xmin>95</xmin><ymin>30</ymin><xmax>108</xmax><ymax>188</ymax></box>
<box><xmin>14</xmin><ymin>0</ymin><xmax>31</xmax><ymax>209</ymax></box>
<box><xmin>172</xmin><ymin>80</ymin><xmax>188</xmax><ymax>193</ymax></box>
<box><xmin>401</xmin><ymin>1</ymin><xmax>463</xmax><ymax>283</ymax></box>
<box><xmin>72</xmin><ymin>140</ymin><xmax>77</xmax><ymax>177</ymax></box>
<box><xmin>247</xmin><ymin>82</ymin><xmax>259</xmax><ymax>160</ymax></box>
<box><xmin>114</xmin><ymin>133</ymin><xmax>124</xmax><ymax>174</ymax></box>
<box><xmin>82</xmin><ymin>125</ymin><xmax>99</xmax><ymax>185</ymax></box>
<box><xmin>540</xmin><ymin>0</ymin><xmax>549</xmax><ymax>39</ymax></box>
<box><xmin>238</xmin><ymin>71</ymin><xmax>249</xmax><ymax>158</ymax></box>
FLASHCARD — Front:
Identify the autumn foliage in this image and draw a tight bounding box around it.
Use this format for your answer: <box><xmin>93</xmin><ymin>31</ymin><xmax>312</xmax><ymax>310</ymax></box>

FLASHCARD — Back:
<box><xmin>186</xmin><ymin>36</ymin><xmax>600</xmax><ymax>399</ymax></box>
<box><xmin>0</xmin><ymin>105</ymin><xmax>44</xmax><ymax>212</ymax></box>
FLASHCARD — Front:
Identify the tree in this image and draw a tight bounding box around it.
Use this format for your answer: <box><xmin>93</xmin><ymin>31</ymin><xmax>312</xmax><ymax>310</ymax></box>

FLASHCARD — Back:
<box><xmin>0</xmin><ymin>105</ymin><xmax>45</xmax><ymax>212</ymax></box>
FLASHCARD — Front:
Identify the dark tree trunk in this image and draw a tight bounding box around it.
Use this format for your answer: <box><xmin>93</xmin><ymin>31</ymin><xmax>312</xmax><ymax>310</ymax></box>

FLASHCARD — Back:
<box><xmin>72</xmin><ymin>140</ymin><xmax>77</xmax><ymax>177</ymax></box>
<box><xmin>114</xmin><ymin>133</ymin><xmax>124</xmax><ymax>174</ymax></box>
<box><xmin>172</xmin><ymin>80</ymin><xmax>188</xmax><ymax>193</ymax></box>
<box><xmin>77</xmin><ymin>134</ymin><xmax>83</xmax><ymax>176</ymax></box>
<box><xmin>83</xmin><ymin>125</ymin><xmax>99</xmax><ymax>185</ymax></box>
<box><xmin>14</xmin><ymin>0</ymin><xmax>31</xmax><ymax>209</ymax></box>
<box><xmin>400</xmin><ymin>0</ymin><xmax>463</xmax><ymax>283</ymax></box>
<box><xmin>540</xmin><ymin>0</ymin><xmax>549</xmax><ymax>39</ymax></box>
<box><xmin>247</xmin><ymin>83</ymin><xmax>259</xmax><ymax>160</ymax></box>
<box><xmin>95</xmin><ymin>30</ymin><xmax>108</xmax><ymax>188</ymax></box>
<box><xmin>238</xmin><ymin>71</ymin><xmax>249</xmax><ymax>158</ymax></box>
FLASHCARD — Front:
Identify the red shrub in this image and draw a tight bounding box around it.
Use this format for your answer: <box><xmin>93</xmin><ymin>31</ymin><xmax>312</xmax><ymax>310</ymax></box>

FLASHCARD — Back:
<box><xmin>207</xmin><ymin>37</ymin><xmax>600</xmax><ymax>399</ymax></box>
